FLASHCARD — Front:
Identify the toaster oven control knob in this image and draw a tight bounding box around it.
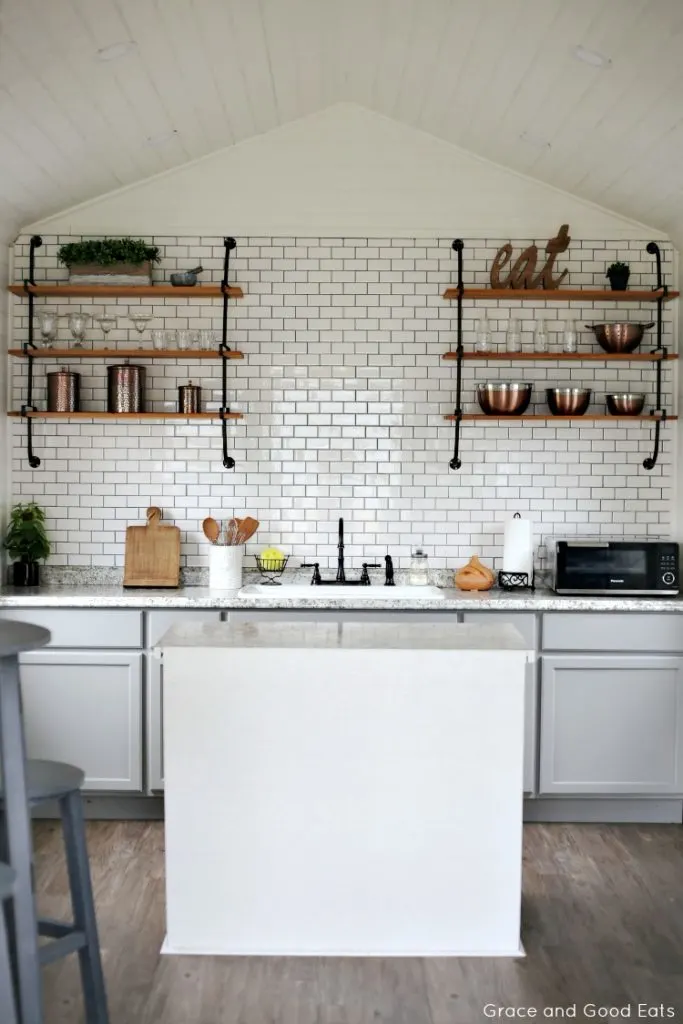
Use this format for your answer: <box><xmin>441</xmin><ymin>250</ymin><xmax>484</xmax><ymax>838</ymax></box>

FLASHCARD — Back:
<box><xmin>663</xmin><ymin>571</ymin><xmax>676</xmax><ymax>585</ymax></box>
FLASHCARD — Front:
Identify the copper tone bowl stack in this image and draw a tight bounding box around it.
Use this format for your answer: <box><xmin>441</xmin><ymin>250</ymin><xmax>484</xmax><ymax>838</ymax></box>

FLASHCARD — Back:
<box><xmin>476</xmin><ymin>383</ymin><xmax>532</xmax><ymax>415</ymax></box>
<box><xmin>585</xmin><ymin>322</ymin><xmax>654</xmax><ymax>353</ymax></box>
<box><xmin>605</xmin><ymin>393</ymin><xmax>646</xmax><ymax>416</ymax></box>
<box><xmin>546</xmin><ymin>387</ymin><xmax>591</xmax><ymax>415</ymax></box>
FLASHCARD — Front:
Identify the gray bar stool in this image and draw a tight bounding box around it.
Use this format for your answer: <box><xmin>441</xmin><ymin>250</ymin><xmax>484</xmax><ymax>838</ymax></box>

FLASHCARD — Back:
<box><xmin>0</xmin><ymin>621</ymin><xmax>109</xmax><ymax>1024</ymax></box>
<box><xmin>0</xmin><ymin>862</ymin><xmax>18</xmax><ymax>1024</ymax></box>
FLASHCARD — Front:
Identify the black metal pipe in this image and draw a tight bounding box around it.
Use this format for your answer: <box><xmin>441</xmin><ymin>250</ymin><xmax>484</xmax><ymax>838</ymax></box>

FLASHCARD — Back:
<box><xmin>22</xmin><ymin>235</ymin><xmax>42</xmax><ymax>469</ymax></box>
<box><xmin>219</xmin><ymin>237</ymin><xmax>237</xmax><ymax>470</ymax></box>
<box><xmin>336</xmin><ymin>517</ymin><xmax>345</xmax><ymax>582</ymax></box>
<box><xmin>643</xmin><ymin>242</ymin><xmax>666</xmax><ymax>471</ymax></box>
<box><xmin>449</xmin><ymin>239</ymin><xmax>465</xmax><ymax>471</ymax></box>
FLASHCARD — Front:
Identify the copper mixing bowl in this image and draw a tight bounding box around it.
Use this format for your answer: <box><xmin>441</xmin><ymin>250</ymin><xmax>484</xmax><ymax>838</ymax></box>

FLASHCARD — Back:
<box><xmin>476</xmin><ymin>383</ymin><xmax>532</xmax><ymax>415</ymax></box>
<box><xmin>605</xmin><ymin>393</ymin><xmax>646</xmax><ymax>416</ymax></box>
<box><xmin>546</xmin><ymin>387</ymin><xmax>591</xmax><ymax>416</ymax></box>
<box><xmin>585</xmin><ymin>322</ymin><xmax>654</xmax><ymax>353</ymax></box>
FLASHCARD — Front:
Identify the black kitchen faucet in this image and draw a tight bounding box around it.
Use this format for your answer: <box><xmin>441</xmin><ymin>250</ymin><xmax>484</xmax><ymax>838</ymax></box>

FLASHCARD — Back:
<box><xmin>303</xmin><ymin>518</ymin><xmax>394</xmax><ymax>586</ymax></box>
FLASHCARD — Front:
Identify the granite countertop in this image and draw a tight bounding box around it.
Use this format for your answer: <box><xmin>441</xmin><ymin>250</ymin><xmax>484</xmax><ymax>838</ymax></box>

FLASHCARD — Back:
<box><xmin>0</xmin><ymin>582</ymin><xmax>682</xmax><ymax>612</ymax></box>
<box><xmin>159</xmin><ymin>619</ymin><xmax>532</xmax><ymax>650</ymax></box>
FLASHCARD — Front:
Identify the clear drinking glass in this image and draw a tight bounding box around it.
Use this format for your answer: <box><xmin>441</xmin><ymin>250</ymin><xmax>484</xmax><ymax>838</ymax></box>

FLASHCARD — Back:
<box><xmin>37</xmin><ymin>309</ymin><xmax>59</xmax><ymax>348</ymax></box>
<box><xmin>164</xmin><ymin>330</ymin><xmax>178</xmax><ymax>350</ymax></box>
<box><xmin>409</xmin><ymin>549</ymin><xmax>429</xmax><ymax>586</ymax></box>
<box><xmin>187</xmin><ymin>330</ymin><xmax>200</xmax><ymax>350</ymax></box>
<box><xmin>201</xmin><ymin>329</ymin><xmax>217</xmax><ymax>351</ymax></box>
<box><xmin>177</xmin><ymin>330</ymin><xmax>190</xmax><ymax>350</ymax></box>
<box><xmin>68</xmin><ymin>312</ymin><xmax>88</xmax><ymax>348</ymax></box>
<box><xmin>151</xmin><ymin>329</ymin><xmax>165</xmax><ymax>351</ymax></box>
<box><xmin>94</xmin><ymin>315</ymin><xmax>116</xmax><ymax>341</ymax></box>
<box><xmin>476</xmin><ymin>312</ymin><xmax>492</xmax><ymax>353</ymax></box>
<box><xmin>506</xmin><ymin>317</ymin><xmax>522</xmax><ymax>353</ymax></box>
<box><xmin>129</xmin><ymin>313</ymin><xmax>154</xmax><ymax>337</ymax></box>
<box><xmin>562</xmin><ymin>318</ymin><xmax>578</xmax><ymax>353</ymax></box>
<box><xmin>534</xmin><ymin>318</ymin><xmax>549</xmax><ymax>353</ymax></box>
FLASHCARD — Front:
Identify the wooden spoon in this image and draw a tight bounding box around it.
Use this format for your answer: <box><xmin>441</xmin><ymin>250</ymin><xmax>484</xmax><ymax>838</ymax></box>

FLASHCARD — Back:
<box><xmin>225</xmin><ymin>518</ymin><xmax>241</xmax><ymax>545</ymax></box>
<box><xmin>202</xmin><ymin>517</ymin><xmax>220</xmax><ymax>544</ymax></box>
<box><xmin>235</xmin><ymin>516</ymin><xmax>260</xmax><ymax>545</ymax></box>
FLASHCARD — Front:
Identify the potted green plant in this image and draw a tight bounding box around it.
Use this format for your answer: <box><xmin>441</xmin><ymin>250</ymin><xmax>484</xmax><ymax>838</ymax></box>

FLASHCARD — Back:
<box><xmin>4</xmin><ymin>502</ymin><xmax>51</xmax><ymax>587</ymax></box>
<box><xmin>606</xmin><ymin>261</ymin><xmax>630</xmax><ymax>291</ymax></box>
<box><xmin>57</xmin><ymin>238</ymin><xmax>161</xmax><ymax>286</ymax></box>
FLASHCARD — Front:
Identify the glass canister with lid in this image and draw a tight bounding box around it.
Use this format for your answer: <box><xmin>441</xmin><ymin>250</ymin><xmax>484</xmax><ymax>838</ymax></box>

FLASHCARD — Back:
<box><xmin>409</xmin><ymin>549</ymin><xmax>429</xmax><ymax>586</ymax></box>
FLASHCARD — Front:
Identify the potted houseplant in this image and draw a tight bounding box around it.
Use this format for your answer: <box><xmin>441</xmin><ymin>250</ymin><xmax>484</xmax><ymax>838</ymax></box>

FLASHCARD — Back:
<box><xmin>606</xmin><ymin>261</ymin><xmax>630</xmax><ymax>291</ymax></box>
<box><xmin>57</xmin><ymin>238</ymin><xmax>161</xmax><ymax>286</ymax></box>
<box><xmin>4</xmin><ymin>502</ymin><xmax>51</xmax><ymax>587</ymax></box>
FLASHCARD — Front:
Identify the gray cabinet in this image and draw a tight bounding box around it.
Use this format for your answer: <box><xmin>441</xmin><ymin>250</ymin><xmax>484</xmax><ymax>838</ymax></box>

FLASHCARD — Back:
<box><xmin>540</xmin><ymin>654</ymin><xmax>683</xmax><ymax>796</ymax></box>
<box><xmin>463</xmin><ymin>612</ymin><xmax>537</xmax><ymax>794</ymax></box>
<box><xmin>18</xmin><ymin>650</ymin><xmax>143</xmax><ymax>792</ymax></box>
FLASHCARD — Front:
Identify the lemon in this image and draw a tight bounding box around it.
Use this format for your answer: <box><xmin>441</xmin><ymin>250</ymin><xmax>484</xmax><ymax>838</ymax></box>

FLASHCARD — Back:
<box><xmin>260</xmin><ymin>546</ymin><xmax>286</xmax><ymax>569</ymax></box>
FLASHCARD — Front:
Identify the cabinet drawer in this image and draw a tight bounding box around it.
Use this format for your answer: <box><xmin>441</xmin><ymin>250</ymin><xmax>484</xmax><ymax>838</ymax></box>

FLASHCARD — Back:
<box><xmin>0</xmin><ymin>609</ymin><xmax>142</xmax><ymax>649</ymax></box>
<box><xmin>147</xmin><ymin>609</ymin><xmax>222</xmax><ymax>647</ymax></box>
<box><xmin>543</xmin><ymin>613</ymin><xmax>683</xmax><ymax>653</ymax></box>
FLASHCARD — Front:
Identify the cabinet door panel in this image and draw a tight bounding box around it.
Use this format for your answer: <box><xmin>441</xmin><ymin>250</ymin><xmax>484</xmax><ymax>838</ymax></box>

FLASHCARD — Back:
<box><xmin>463</xmin><ymin>613</ymin><xmax>538</xmax><ymax>794</ymax></box>
<box><xmin>0</xmin><ymin>609</ymin><xmax>142</xmax><ymax>649</ymax></box>
<box><xmin>19</xmin><ymin>651</ymin><xmax>142</xmax><ymax>791</ymax></box>
<box><xmin>540</xmin><ymin>655</ymin><xmax>683</xmax><ymax>795</ymax></box>
<box><xmin>542</xmin><ymin>614</ymin><xmax>682</xmax><ymax>653</ymax></box>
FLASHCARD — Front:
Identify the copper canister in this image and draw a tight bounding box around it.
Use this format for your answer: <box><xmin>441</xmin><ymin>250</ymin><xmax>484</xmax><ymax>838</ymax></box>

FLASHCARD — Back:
<box><xmin>178</xmin><ymin>382</ymin><xmax>201</xmax><ymax>414</ymax></box>
<box><xmin>107</xmin><ymin>364</ymin><xmax>145</xmax><ymax>413</ymax></box>
<box><xmin>47</xmin><ymin>368</ymin><xmax>80</xmax><ymax>412</ymax></box>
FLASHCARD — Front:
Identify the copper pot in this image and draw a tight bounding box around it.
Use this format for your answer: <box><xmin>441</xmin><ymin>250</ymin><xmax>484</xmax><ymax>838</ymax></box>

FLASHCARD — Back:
<box><xmin>606</xmin><ymin>393</ymin><xmax>646</xmax><ymax>416</ymax></box>
<box><xmin>47</xmin><ymin>368</ymin><xmax>80</xmax><ymax>412</ymax></box>
<box><xmin>546</xmin><ymin>387</ymin><xmax>591</xmax><ymax>415</ymax></box>
<box><xmin>107</xmin><ymin>364</ymin><xmax>145</xmax><ymax>413</ymax></box>
<box><xmin>476</xmin><ymin>383</ymin><xmax>532</xmax><ymax>415</ymax></box>
<box><xmin>585</xmin><ymin>322</ymin><xmax>654</xmax><ymax>353</ymax></box>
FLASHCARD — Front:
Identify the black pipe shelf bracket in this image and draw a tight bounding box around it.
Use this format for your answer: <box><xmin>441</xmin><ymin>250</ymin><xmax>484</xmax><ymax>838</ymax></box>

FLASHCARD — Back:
<box><xmin>449</xmin><ymin>239</ymin><xmax>465</xmax><ymax>471</ymax></box>
<box><xmin>643</xmin><ymin>242</ymin><xmax>668</xmax><ymax>471</ymax></box>
<box><xmin>21</xmin><ymin>234</ymin><xmax>42</xmax><ymax>469</ymax></box>
<box><xmin>219</xmin><ymin>236</ymin><xmax>237</xmax><ymax>470</ymax></box>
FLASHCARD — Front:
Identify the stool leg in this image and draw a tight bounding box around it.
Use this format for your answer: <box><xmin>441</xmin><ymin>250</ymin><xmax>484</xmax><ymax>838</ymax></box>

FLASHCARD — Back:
<box><xmin>0</xmin><ymin>654</ymin><xmax>43</xmax><ymax>1024</ymax></box>
<box><xmin>60</xmin><ymin>791</ymin><xmax>109</xmax><ymax>1024</ymax></box>
<box><xmin>0</xmin><ymin>902</ymin><xmax>18</xmax><ymax>1024</ymax></box>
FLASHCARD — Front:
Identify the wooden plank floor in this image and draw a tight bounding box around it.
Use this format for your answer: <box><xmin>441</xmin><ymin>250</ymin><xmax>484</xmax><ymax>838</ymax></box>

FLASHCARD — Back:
<box><xmin>33</xmin><ymin>821</ymin><xmax>683</xmax><ymax>1023</ymax></box>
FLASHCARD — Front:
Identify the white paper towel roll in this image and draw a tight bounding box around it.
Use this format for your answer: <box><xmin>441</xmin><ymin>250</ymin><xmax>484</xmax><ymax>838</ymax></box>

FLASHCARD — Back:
<box><xmin>503</xmin><ymin>514</ymin><xmax>533</xmax><ymax>579</ymax></box>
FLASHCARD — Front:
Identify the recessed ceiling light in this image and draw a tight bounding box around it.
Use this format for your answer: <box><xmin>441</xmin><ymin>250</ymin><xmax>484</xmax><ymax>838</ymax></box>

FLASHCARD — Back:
<box><xmin>573</xmin><ymin>45</ymin><xmax>612</xmax><ymax>69</ymax></box>
<box><xmin>519</xmin><ymin>131</ymin><xmax>551</xmax><ymax>150</ymax></box>
<box><xmin>145</xmin><ymin>129</ymin><xmax>179</xmax><ymax>148</ymax></box>
<box><xmin>96</xmin><ymin>40</ymin><xmax>137</xmax><ymax>62</ymax></box>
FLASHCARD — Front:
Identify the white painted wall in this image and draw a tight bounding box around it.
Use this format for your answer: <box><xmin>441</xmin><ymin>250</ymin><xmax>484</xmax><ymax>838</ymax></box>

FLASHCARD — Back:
<box><xmin>24</xmin><ymin>104</ymin><xmax>667</xmax><ymax>243</ymax></box>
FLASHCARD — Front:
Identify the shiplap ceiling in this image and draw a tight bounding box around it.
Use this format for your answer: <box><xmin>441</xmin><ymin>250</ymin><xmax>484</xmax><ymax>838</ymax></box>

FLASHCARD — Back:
<box><xmin>1</xmin><ymin>0</ymin><xmax>683</xmax><ymax>239</ymax></box>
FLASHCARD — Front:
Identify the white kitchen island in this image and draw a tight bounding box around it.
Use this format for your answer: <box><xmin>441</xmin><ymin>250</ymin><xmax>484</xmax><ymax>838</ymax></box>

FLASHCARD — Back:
<box><xmin>158</xmin><ymin>619</ymin><xmax>532</xmax><ymax>957</ymax></box>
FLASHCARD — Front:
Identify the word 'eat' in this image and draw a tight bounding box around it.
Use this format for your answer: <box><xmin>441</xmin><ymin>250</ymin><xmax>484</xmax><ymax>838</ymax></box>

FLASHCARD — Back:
<box><xmin>490</xmin><ymin>225</ymin><xmax>571</xmax><ymax>290</ymax></box>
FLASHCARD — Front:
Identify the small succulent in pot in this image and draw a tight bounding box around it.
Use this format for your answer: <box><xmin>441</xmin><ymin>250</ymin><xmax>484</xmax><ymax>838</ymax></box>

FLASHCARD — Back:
<box><xmin>4</xmin><ymin>502</ymin><xmax>50</xmax><ymax>587</ymax></box>
<box><xmin>606</xmin><ymin>261</ymin><xmax>630</xmax><ymax>291</ymax></box>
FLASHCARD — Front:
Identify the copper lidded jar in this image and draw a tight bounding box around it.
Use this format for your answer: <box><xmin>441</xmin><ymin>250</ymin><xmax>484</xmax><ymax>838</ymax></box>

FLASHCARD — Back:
<box><xmin>47</xmin><ymin>367</ymin><xmax>80</xmax><ymax>413</ymax></box>
<box><xmin>178</xmin><ymin>381</ymin><xmax>201</xmax><ymax>414</ymax></box>
<box><xmin>107</xmin><ymin>363</ymin><xmax>145</xmax><ymax>413</ymax></box>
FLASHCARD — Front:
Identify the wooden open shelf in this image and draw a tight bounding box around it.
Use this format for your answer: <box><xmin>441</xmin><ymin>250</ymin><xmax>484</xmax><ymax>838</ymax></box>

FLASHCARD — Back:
<box><xmin>8</xmin><ymin>347</ymin><xmax>244</xmax><ymax>360</ymax></box>
<box><xmin>8</xmin><ymin>411</ymin><xmax>243</xmax><ymax>420</ymax></box>
<box><xmin>443</xmin><ymin>413</ymin><xmax>676</xmax><ymax>422</ymax></box>
<box><xmin>442</xmin><ymin>351</ymin><xmax>677</xmax><ymax>362</ymax></box>
<box><xmin>442</xmin><ymin>287</ymin><xmax>678</xmax><ymax>302</ymax></box>
<box><xmin>8</xmin><ymin>283</ymin><xmax>244</xmax><ymax>299</ymax></box>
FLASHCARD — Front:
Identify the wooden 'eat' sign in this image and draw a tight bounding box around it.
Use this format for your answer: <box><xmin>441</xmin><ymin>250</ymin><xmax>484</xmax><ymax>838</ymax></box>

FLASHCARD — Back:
<box><xmin>490</xmin><ymin>224</ymin><xmax>571</xmax><ymax>290</ymax></box>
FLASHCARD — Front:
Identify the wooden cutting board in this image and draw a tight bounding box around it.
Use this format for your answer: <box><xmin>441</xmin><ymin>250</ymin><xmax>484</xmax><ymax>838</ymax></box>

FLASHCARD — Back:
<box><xmin>123</xmin><ymin>506</ymin><xmax>180</xmax><ymax>588</ymax></box>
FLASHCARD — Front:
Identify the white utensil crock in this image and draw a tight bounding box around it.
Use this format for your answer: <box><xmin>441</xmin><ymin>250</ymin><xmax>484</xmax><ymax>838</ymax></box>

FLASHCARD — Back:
<box><xmin>209</xmin><ymin>545</ymin><xmax>243</xmax><ymax>589</ymax></box>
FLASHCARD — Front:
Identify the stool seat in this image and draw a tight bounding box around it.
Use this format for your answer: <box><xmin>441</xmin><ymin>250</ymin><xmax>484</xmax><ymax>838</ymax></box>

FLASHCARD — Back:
<box><xmin>0</xmin><ymin>622</ymin><xmax>51</xmax><ymax>658</ymax></box>
<box><xmin>0</xmin><ymin>862</ymin><xmax>15</xmax><ymax>901</ymax></box>
<box><xmin>1</xmin><ymin>759</ymin><xmax>85</xmax><ymax>805</ymax></box>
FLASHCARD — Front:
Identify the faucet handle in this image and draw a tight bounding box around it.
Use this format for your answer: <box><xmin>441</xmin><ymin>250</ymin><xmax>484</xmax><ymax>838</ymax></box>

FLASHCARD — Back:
<box><xmin>360</xmin><ymin>562</ymin><xmax>381</xmax><ymax>585</ymax></box>
<box><xmin>302</xmin><ymin>562</ymin><xmax>322</xmax><ymax>585</ymax></box>
<box><xmin>384</xmin><ymin>554</ymin><xmax>395</xmax><ymax>586</ymax></box>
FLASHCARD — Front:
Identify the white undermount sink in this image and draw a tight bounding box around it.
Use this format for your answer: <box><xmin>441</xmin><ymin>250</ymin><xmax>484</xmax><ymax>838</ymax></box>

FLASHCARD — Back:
<box><xmin>238</xmin><ymin>583</ymin><xmax>445</xmax><ymax>601</ymax></box>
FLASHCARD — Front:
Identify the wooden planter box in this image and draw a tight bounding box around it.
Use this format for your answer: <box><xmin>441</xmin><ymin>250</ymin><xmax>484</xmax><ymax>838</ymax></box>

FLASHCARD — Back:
<box><xmin>68</xmin><ymin>261</ymin><xmax>153</xmax><ymax>286</ymax></box>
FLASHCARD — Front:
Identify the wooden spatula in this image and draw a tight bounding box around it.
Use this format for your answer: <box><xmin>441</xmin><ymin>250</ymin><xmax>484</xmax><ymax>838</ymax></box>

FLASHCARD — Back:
<box><xmin>235</xmin><ymin>517</ymin><xmax>260</xmax><ymax>545</ymax></box>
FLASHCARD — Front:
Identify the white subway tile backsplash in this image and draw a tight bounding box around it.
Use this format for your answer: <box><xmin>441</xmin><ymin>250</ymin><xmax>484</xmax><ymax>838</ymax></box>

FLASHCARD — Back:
<box><xmin>9</xmin><ymin>234</ymin><xmax>676</xmax><ymax>571</ymax></box>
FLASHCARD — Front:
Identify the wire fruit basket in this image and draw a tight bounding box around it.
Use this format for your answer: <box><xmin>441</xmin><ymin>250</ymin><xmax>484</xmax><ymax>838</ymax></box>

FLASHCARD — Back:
<box><xmin>255</xmin><ymin>555</ymin><xmax>289</xmax><ymax>585</ymax></box>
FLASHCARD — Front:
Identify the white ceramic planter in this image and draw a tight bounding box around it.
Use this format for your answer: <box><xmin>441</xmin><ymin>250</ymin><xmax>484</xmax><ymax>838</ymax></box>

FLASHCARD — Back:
<box><xmin>209</xmin><ymin>545</ymin><xmax>243</xmax><ymax>590</ymax></box>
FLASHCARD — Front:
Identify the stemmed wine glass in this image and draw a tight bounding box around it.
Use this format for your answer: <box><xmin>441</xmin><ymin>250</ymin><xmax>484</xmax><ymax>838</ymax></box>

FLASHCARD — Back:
<box><xmin>68</xmin><ymin>312</ymin><xmax>89</xmax><ymax>349</ymax></box>
<box><xmin>94</xmin><ymin>315</ymin><xmax>117</xmax><ymax>344</ymax></box>
<box><xmin>36</xmin><ymin>309</ymin><xmax>59</xmax><ymax>349</ymax></box>
<box><xmin>128</xmin><ymin>313</ymin><xmax>154</xmax><ymax>340</ymax></box>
